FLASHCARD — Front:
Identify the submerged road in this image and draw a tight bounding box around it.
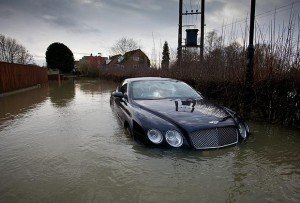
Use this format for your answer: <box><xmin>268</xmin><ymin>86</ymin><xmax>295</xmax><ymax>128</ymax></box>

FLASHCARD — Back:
<box><xmin>0</xmin><ymin>79</ymin><xmax>299</xmax><ymax>202</ymax></box>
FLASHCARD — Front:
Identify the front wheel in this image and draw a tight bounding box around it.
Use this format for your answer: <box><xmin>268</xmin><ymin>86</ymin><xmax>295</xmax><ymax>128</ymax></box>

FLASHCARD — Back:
<box><xmin>124</xmin><ymin>125</ymin><xmax>132</xmax><ymax>137</ymax></box>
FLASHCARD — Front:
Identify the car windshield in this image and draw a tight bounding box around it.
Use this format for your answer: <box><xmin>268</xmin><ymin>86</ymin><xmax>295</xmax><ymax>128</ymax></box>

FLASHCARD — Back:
<box><xmin>131</xmin><ymin>80</ymin><xmax>202</xmax><ymax>100</ymax></box>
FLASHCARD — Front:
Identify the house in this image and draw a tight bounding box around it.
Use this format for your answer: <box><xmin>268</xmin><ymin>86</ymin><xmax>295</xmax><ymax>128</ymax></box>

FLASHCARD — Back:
<box><xmin>80</xmin><ymin>54</ymin><xmax>107</xmax><ymax>68</ymax></box>
<box><xmin>107</xmin><ymin>49</ymin><xmax>150</xmax><ymax>68</ymax></box>
<box><xmin>106</xmin><ymin>54</ymin><xmax>121</xmax><ymax>67</ymax></box>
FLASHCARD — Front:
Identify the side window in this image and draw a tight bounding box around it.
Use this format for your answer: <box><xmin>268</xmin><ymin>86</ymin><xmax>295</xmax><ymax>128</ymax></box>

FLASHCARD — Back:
<box><xmin>120</xmin><ymin>83</ymin><xmax>127</xmax><ymax>94</ymax></box>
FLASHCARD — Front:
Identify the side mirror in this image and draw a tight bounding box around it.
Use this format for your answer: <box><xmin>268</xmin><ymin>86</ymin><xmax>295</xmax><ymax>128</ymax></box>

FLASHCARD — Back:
<box><xmin>123</xmin><ymin>93</ymin><xmax>128</xmax><ymax>100</ymax></box>
<box><xmin>112</xmin><ymin>91</ymin><xmax>124</xmax><ymax>98</ymax></box>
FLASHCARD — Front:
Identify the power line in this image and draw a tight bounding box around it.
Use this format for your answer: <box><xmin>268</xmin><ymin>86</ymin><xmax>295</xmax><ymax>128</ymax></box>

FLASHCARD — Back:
<box><xmin>210</xmin><ymin>1</ymin><xmax>300</xmax><ymax>32</ymax></box>
<box><xmin>195</xmin><ymin>0</ymin><xmax>199</xmax><ymax>27</ymax></box>
<box><xmin>182</xmin><ymin>0</ymin><xmax>202</xmax><ymax>27</ymax></box>
<box><xmin>182</xmin><ymin>2</ymin><xmax>187</xmax><ymax>25</ymax></box>
<box><xmin>256</xmin><ymin>1</ymin><xmax>299</xmax><ymax>17</ymax></box>
<box><xmin>256</xmin><ymin>3</ymin><xmax>300</xmax><ymax>20</ymax></box>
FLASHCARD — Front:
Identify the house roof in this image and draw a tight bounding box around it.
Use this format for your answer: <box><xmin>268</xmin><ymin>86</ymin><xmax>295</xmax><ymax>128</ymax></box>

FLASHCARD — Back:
<box><xmin>110</xmin><ymin>54</ymin><xmax>122</xmax><ymax>60</ymax></box>
<box><xmin>107</xmin><ymin>54</ymin><xmax>121</xmax><ymax>65</ymax></box>
<box><xmin>119</xmin><ymin>49</ymin><xmax>150</xmax><ymax>65</ymax></box>
<box><xmin>107</xmin><ymin>49</ymin><xmax>150</xmax><ymax>66</ymax></box>
<box><xmin>80</xmin><ymin>55</ymin><xmax>106</xmax><ymax>66</ymax></box>
<box><xmin>121</xmin><ymin>49</ymin><xmax>142</xmax><ymax>64</ymax></box>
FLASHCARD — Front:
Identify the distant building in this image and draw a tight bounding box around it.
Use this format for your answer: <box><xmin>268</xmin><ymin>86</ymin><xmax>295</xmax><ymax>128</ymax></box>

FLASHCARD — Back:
<box><xmin>106</xmin><ymin>54</ymin><xmax>121</xmax><ymax>67</ymax></box>
<box><xmin>74</xmin><ymin>60</ymin><xmax>79</xmax><ymax>69</ymax></box>
<box><xmin>73</xmin><ymin>60</ymin><xmax>80</xmax><ymax>75</ymax></box>
<box><xmin>107</xmin><ymin>49</ymin><xmax>150</xmax><ymax>68</ymax></box>
<box><xmin>80</xmin><ymin>53</ymin><xmax>107</xmax><ymax>68</ymax></box>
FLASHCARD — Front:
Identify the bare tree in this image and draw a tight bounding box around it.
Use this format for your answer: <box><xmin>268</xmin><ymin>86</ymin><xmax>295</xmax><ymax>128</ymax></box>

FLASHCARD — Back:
<box><xmin>110</xmin><ymin>37</ymin><xmax>139</xmax><ymax>55</ymax></box>
<box><xmin>205</xmin><ymin>31</ymin><xmax>222</xmax><ymax>54</ymax></box>
<box><xmin>0</xmin><ymin>34</ymin><xmax>33</xmax><ymax>64</ymax></box>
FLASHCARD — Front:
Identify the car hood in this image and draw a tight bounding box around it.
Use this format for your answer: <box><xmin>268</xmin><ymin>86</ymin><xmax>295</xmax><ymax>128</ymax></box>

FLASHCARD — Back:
<box><xmin>134</xmin><ymin>99</ymin><xmax>236</xmax><ymax>131</ymax></box>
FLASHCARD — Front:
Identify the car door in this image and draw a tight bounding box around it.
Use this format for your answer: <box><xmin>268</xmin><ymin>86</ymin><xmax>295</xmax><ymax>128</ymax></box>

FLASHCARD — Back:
<box><xmin>115</xmin><ymin>81</ymin><xmax>130</xmax><ymax>122</ymax></box>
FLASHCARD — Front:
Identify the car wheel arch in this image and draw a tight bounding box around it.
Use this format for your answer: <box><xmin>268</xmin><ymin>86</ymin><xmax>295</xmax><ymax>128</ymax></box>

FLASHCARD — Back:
<box><xmin>131</xmin><ymin>120</ymin><xmax>150</xmax><ymax>144</ymax></box>
<box><xmin>124</xmin><ymin>120</ymin><xmax>130</xmax><ymax>129</ymax></box>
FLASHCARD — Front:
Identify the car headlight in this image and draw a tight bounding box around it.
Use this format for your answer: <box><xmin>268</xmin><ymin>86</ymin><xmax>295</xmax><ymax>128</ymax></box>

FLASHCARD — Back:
<box><xmin>238</xmin><ymin>123</ymin><xmax>247</xmax><ymax>139</ymax></box>
<box><xmin>165</xmin><ymin>130</ymin><xmax>183</xmax><ymax>147</ymax></box>
<box><xmin>147</xmin><ymin>129</ymin><xmax>163</xmax><ymax>144</ymax></box>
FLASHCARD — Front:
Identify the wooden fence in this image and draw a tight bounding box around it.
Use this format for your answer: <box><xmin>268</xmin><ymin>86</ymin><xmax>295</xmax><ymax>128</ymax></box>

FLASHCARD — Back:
<box><xmin>0</xmin><ymin>62</ymin><xmax>48</xmax><ymax>93</ymax></box>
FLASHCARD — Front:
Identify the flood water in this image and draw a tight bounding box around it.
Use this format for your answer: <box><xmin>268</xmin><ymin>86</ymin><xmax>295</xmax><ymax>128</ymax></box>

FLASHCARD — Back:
<box><xmin>0</xmin><ymin>79</ymin><xmax>299</xmax><ymax>202</ymax></box>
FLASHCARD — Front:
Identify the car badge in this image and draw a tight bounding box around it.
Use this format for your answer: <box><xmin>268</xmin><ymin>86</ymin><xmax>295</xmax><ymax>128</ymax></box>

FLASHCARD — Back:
<box><xmin>209</xmin><ymin>121</ymin><xmax>219</xmax><ymax>124</ymax></box>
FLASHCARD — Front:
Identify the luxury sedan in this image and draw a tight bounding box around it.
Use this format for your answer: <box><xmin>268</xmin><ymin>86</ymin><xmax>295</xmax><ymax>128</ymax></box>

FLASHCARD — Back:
<box><xmin>110</xmin><ymin>77</ymin><xmax>249</xmax><ymax>150</ymax></box>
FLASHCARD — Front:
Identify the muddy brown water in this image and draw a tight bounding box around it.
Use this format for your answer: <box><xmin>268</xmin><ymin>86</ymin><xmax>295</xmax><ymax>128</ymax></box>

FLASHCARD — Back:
<box><xmin>0</xmin><ymin>79</ymin><xmax>299</xmax><ymax>202</ymax></box>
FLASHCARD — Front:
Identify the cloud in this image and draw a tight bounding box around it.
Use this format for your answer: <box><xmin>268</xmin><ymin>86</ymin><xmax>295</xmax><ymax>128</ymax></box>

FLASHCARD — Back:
<box><xmin>96</xmin><ymin>0</ymin><xmax>163</xmax><ymax>12</ymax></box>
<box><xmin>0</xmin><ymin>0</ymin><xmax>101</xmax><ymax>34</ymax></box>
<box><xmin>0</xmin><ymin>0</ymin><xmax>298</xmax><ymax>66</ymax></box>
<box><xmin>0</xmin><ymin>7</ymin><xmax>14</xmax><ymax>18</ymax></box>
<box><xmin>40</xmin><ymin>14</ymin><xmax>101</xmax><ymax>34</ymax></box>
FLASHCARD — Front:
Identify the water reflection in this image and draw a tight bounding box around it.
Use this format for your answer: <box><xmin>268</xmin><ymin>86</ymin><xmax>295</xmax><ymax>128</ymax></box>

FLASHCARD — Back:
<box><xmin>0</xmin><ymin>86</ymin><xmax>48</xmax><ymax>125</ymax></box>
<box><xmin>247</xmin><ymin>122</ymin><xmax>300</xmax><ymax>168</ymax></box>
<box><xmin>225</xmin><ymin>123</ymin><xmax>300</xmax><ymax>202</ymax></box>
<box><xmin>78</xmin><ymin>79</ymin><xmax>117</xmax><ymax>94</ymax></box>
<box><xmin>225</xmin><ymin>148</ymin><xmax>249</xmax><ymax>202</ymax></box>
<box><xmin>0</xmin><ymin>79</ymin><xmax>299</xmax><ymax>202</ymax></box>
<box><xmin>49</xmin><ymin>80</ymin><xmax>75</xmax><ymax>107</ymax></box>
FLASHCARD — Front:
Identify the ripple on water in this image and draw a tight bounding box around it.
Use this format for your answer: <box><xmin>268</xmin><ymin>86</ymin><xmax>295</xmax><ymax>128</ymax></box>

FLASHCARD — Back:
<box><xmin>0</xmin><ymin>80</ymin><xmax>299</xmax><ymax>202</ymax></box>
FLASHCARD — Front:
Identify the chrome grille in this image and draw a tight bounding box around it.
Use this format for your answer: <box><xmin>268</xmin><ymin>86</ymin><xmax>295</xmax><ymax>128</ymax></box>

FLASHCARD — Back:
<box><xmin>190</xmin><ymin>127</ymin><xmax>238</xmax><ymax>149</ymax></box>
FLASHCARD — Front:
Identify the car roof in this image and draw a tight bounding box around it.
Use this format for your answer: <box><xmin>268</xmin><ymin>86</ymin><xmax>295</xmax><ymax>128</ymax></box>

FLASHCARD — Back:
<box><xmin>125</xmin><ymin>77</ymin><xmax>178</xmax><ymax>83</ymax></box>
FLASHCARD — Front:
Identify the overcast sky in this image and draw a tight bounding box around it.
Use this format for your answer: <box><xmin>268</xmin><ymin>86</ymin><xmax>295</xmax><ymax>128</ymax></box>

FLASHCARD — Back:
<box><xmin>0</xmin><ymin>0</ymin><xmax>299</xmax><ymax>65</ymax></box>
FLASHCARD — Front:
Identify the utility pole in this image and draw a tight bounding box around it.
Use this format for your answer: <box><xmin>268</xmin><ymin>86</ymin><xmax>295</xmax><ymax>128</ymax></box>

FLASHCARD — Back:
<box><xmin>245</xmin><ymin>0</ymin><xmax>256</xmax><ymax>116</ymax></box>
<box><xmin>200</xmin><ymin>0</ymin><xmax>205</xmax><ymax>60</ymax></box>
<box><xmin>178</xmin><ymin>0</ymin><xmax>204</xmax><ymax>65</ymax></box>
<box><xmin>177</xmin><ymin>0</ymin><xmax>183</xmax><ymax>66</ymax></box>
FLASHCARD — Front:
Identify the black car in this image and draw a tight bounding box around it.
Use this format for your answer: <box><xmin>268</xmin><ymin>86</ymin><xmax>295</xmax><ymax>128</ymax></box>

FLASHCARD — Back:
<box><xmin>110</xmin><ymin>77</ymin><xmax>249</xmax><ymax>150</ymax></box>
